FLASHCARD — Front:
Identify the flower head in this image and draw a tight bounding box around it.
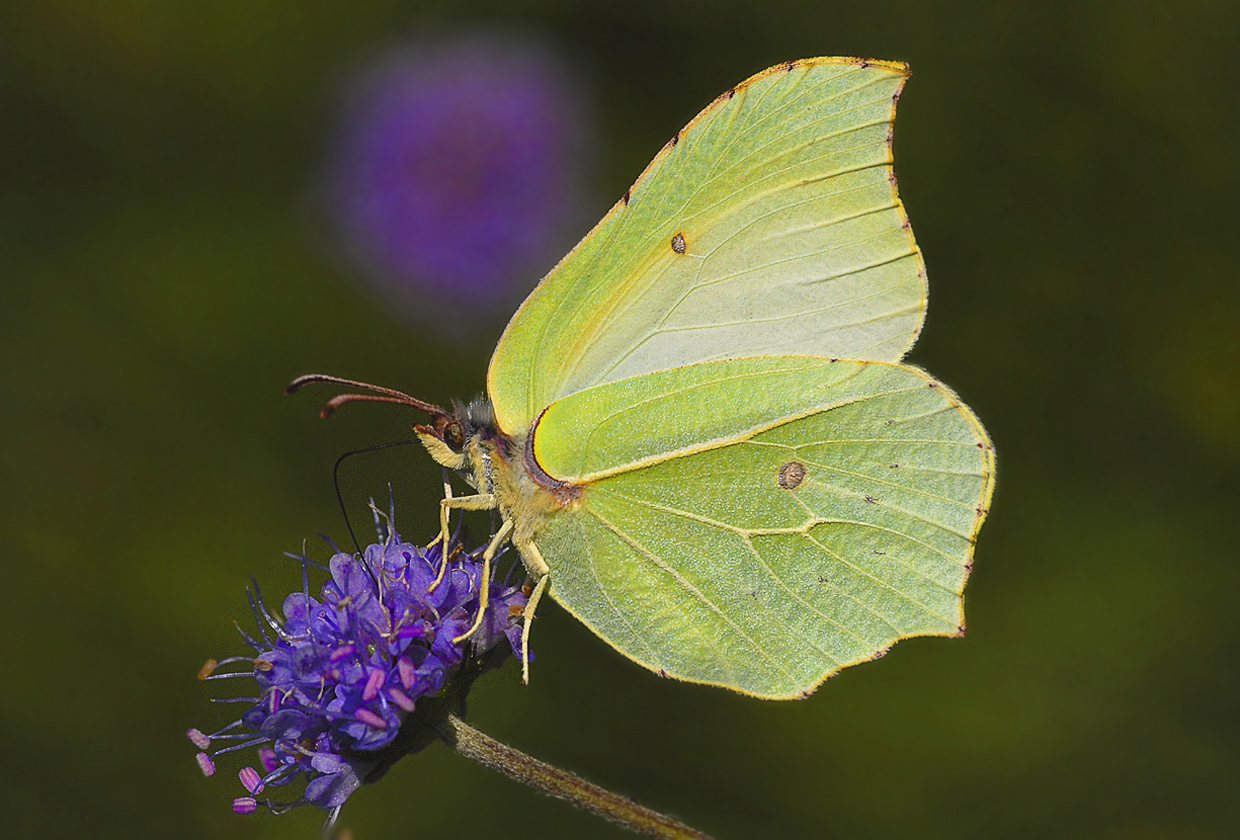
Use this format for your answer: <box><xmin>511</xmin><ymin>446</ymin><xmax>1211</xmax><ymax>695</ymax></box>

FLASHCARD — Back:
<box><xmin>326</xmin><ymin>36</ymin><xmax>588</xmax><ymax>328</ymax></box>
<box><xmin>190</xmin><ymin>510</ymin><xmax>527</xmax><ymax>826</ymax></box>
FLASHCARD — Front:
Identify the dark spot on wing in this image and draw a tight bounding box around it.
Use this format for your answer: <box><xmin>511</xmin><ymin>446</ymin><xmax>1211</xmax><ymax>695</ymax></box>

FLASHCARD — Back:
<box><xmin>726</xmin><ymin>87</ymin><xmax>737</xmax><ymax>99</ymax></box>
<box><xmin>622</xmin><ymin>188</ymin><xmax>631</xmax><ymax>205</ymax></box>
<box><xmin>671</xmin><ymin>232</ymin><xmax>686</xmax><ymax>254</ymax></box>
<box><xmin>778</xmin><ymin>461</ymin><xmax>806</xmax><ymax>490</ymax></box>
<box><xmin>670</xmin><ymin>130</ymin><xmax>680</xmax><ymax>147</ymax></box>
<box><xmin>783</xmin><ymin>60</ymin><xmax>796</xmax><ymax>72</ymax></box>
<box><xmin>863</xmin><ymin>494</ymin><xmax>877</xmax><ymax>504</ymax></box>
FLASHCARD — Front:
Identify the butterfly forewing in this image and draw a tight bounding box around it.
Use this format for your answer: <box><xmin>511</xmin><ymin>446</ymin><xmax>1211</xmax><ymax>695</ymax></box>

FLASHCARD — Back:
<box><xmin>488</xmin><ymin>58</ymin><xmax>925</xmax><ymax>436</ymax></box>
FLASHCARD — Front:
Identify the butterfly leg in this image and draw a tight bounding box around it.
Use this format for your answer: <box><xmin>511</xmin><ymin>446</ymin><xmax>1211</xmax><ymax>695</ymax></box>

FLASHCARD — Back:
<box><xmin>451</xmin><ymin>518</ymin><xmax>513</xmax><ymax>643</ymax></box>
<box><xmin>515</xmin><ymin>539</ymin><xmax>550</xmax><ymax>685</ymax></box>
<box><xmin>436</xmin><ymin>467</ymin><xmax>454</xmax><ymax>582</ymax></box>
<box><xmin>430</xmin><ymin>490</ymin><xmax>497</xmax><ymax>591</ymax></box>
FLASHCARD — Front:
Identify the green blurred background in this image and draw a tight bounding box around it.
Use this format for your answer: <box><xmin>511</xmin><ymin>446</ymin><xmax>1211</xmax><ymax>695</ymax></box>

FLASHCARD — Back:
<box><xmin>3</xmin><ymin>1</ymin><xmax>1237</xmax><ymax>837</ymax></box>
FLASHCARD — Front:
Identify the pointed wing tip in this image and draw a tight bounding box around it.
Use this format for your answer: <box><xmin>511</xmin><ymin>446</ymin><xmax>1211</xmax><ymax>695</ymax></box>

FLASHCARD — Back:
<box><xmin>738</xmin><ymin>57</ymin><xmax>909</xmax><ymax>94</ymax></box>
<box><xmin>788</xmin><ymin>56</ymin><xmax>910</xmax><ymax>76</ymax></box>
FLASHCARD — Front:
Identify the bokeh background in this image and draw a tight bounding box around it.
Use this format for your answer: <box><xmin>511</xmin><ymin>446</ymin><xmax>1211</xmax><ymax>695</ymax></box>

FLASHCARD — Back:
<box><xmin>3</xmin><ymin>1</ymin><xmax>1237</xmax><ymax>838</ymax></box>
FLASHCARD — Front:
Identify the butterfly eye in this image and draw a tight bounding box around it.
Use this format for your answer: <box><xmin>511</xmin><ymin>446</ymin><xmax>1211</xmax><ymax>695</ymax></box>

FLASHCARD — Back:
<box><xmin>443</xmin><ymin>419</ymin><xmax>466</xmax><ymax>451</ymax></box>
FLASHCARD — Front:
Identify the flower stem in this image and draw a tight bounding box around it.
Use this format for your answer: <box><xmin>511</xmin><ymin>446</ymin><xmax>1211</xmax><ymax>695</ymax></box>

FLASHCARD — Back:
<box><xmin>441</xmin><ymin>714</ymin><xmax>713</xmax><ymax>840</ymax></box>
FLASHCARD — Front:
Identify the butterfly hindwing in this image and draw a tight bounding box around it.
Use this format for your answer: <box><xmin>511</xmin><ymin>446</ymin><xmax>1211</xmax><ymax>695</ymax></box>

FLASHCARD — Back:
<box><xmin>530</xmin><ymin>357</ymin><xmax>993</xmax><ymax>698</ymax></box>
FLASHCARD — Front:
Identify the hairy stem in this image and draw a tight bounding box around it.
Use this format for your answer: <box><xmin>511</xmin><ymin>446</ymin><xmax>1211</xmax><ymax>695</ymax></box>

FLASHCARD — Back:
<box><xmin>440</xmin><ymin>714</ymin><xmax>713</xmax><ymax>840</ymax></box>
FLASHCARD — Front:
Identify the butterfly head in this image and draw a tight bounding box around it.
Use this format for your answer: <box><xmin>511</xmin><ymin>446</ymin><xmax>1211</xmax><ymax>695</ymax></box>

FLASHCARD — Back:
<box><xmin>412</xmin><ymin>397</ymin><xmax>497</xmax><ymax>472</ymax></box>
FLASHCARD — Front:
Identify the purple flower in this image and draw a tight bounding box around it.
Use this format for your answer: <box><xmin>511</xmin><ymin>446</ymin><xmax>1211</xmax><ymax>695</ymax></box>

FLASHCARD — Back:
<box><xmin>326</xmin><ymin>36</ymin><xmax>588</xmax><ymax>326</ymax></box>
<box><xmin>190</xmin><ymin>512</ymin><xmax>528</xmax><ymax>826</ymax></box>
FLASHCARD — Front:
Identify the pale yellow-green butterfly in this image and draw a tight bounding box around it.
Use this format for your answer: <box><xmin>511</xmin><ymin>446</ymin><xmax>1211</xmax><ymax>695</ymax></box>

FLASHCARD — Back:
<box><xmin>292</xmin><ymin>57</ymin><xmax>994</xmax><ymax>699</ymax></box>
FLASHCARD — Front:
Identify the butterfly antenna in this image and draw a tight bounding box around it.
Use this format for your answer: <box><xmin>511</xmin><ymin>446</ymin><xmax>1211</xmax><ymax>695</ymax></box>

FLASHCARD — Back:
<box><xmin>286</xmin><ymin>374</ymin><xmax>450</xmax><ymax>420</ymax></box>
<box><xmin>330</xmin><ymin>440</ymin><xmax>419</xmax><ymax>555</ymax></box>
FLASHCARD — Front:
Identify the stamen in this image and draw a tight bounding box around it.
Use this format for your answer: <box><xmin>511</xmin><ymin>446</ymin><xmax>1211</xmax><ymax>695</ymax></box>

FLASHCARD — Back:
<box><xmin>245</xmin><ymin>587</ymin><xmax>275</xmax><ymax>646</ymax></box>
<box><xmin>249</xmin><ymin>580</ymin><xmax>289</xmax><ymax>640</ymax></box>
<box><xmin>370</xmin><ymin>499</ymin><xmax>391</xmax><ymax>546</ymax></box>
<box><xmin>212</xmin><ymin>655</ymin><xmax>258</xmax><ymax>669</ymax></box>
<box><xmin>258</xmin><ymin>747</ymin><xmax>279</xmax><ymax>774</ymax></box>
<box><xmin>232</xmin><ymin>620</ymin><xmax>265</xmax><ymax>650</ymax></box>
<box><xmin>210</xmin><ymin>737</ymin><xmax>271</xmax><ymax>757</ymax></box>
<box><xmin>389</xmin><ymin>687</ymin><xmax>415</xmax><ymax>712</ymax></box>
<box><xmin>317</xmin><ymin>534</ymin><xmax>344</xmax><ymax>555</ymax></box>
<box><xmin>232</xmin><ymin>797</ymin><xmax>258</xmax><ymax>815</ymax></box>
<box><xmin>362</xmin><ymin>668</ymin><xmax>385</xmax><ymax>702</ymax></box>
<box><xmin>196</xmin><ymin>752</ymin><xmax>216</xmax><ymax>777</ymax></box>
<box><xmin>204</xmin><ymin>669</ymin><xmax>262</xmax><ymax>681</ymax></box>
<box><xmin>397</xmin><ymin>656</ymin><xmax>416</xmax><ymax>690</ymax></box>
<box><xmin>322</xmin><ymin>804</ymin><xmax>343</xmax><ymax>833</ymax></box>
<box><xmin>239</xmin><ymin>766</ymin><xmax>264</xmax><ymax>795</ymax></box>
<box><xmin>386</xmin><ymin>486</ymin><xmax>398</xmax><ymax>544</ymax></box>
<box><xmin>197</xmin><ymin>659</ymin><xmax>218</xmax><ymax>680</ymax></box>
<box><xmin>205</xmin><ymin>720</ymin><xmax>245</xmax><ymax>739</ymax></box>
<box><xmin>262</xmin><ymin>762</ymin><xmax>298</xmax><ymax>786</ymax></box>
<box><xmin>187</xmin><ymin>728</ymin><xmax>211</xmax><ymax>750</ymax></box>
<box><xmin>354</xmin><ymin>708</ymin><xmax>386</xmax><ymax>729</ymax></box>
<box><xmin>201</xmin><ymin>732</ymin><xmax>260</xmax><ymax>743</ymax></box>
<box><xmin>282</xmin><ymin>549</ymin><xmax>329</xmax><ymax>573</ymax></box>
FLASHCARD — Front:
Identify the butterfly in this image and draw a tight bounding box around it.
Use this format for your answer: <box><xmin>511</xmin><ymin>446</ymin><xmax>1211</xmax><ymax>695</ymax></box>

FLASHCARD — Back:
<box><xmin>292</xmin><ymin>57</ymin><xmax>994</xmax><ymax>699</ymax></box>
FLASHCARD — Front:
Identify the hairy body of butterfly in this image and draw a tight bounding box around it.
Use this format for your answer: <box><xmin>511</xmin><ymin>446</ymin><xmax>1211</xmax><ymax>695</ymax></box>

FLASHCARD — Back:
<box><xmin>412</xmin><ymin>398</ymin><xmax>569</xmax><ymax>683</ymax></box>
<box><xmin>293</xmin><ymin>57</ymin><xmax>995</xmax><ymax>699</ymax></box>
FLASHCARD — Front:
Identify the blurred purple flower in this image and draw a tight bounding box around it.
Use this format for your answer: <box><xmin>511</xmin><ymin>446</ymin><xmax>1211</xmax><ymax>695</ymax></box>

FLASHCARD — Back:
<box><xmin>190</xmin><ymin>508</ymin><xmax>527</xmax><ymax>827</ymax></box>
<box><xmin>326</xmin><ymin>37</ymin><xmax>587</xmax><ymax>324</ymax></box>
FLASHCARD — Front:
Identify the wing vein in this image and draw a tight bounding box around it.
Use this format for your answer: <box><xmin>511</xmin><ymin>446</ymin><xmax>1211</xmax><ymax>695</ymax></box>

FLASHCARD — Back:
<box><xmin>586</xmin><ymin>505</ymin><xmax>800</xmax><ymax>682</ymax></box>
<box><xmin>600</xmin><ymin>488</ymin><xmax>959</xmax><ymax>628</ymax></box>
